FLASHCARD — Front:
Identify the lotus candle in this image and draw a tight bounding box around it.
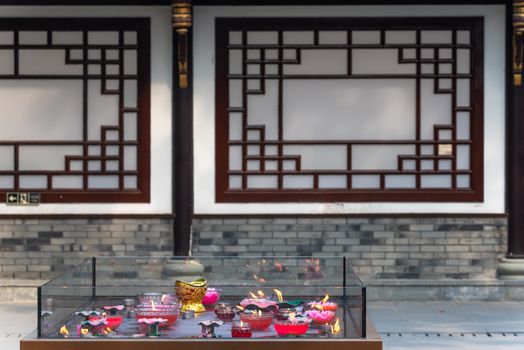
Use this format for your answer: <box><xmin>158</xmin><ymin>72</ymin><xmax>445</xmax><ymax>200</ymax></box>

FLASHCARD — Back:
<box><xmin>307</xmin><ymin>294</ymin><xmax>338</xmax><ymax>312</ymax></box>
<box><xmin>239</xmin><ymin>310</ymin><xmax>273</xmax><ymax>331</ymax></box>
<box><xmin>239</xmin><ymin>290</ymin><xmax>278</xmax><ymax>314</ymax></box>
<box><xmin>135</xmin><ymin>301</ymin><xmax>180</xmax><ymax>328</ymax></box>
<box><xmin>273</xmin><ymin>314</ymin><xmax>311</xmax><ymax>337</ymax></box>
<box><xmin>306</xmin><ymin>309</ymin><xmax>336</xmax><ymax>325</ymax></box>
<box><xmin>138</xmin><ymin>318</ymin><xmax>167</xmax><ymax>337</ymax></box>
<box><xmin>214</xmin><ymin>303</ymin><xmax>236</xmax><ymax>322</ymax></box>
<box><xmin>231</xmin><ymin>321</ymin><xmax>252</xmax><ymax>338</ymax></box>
<box><xmin>202</xmin><ymin>288</ymin><xmax>221</xmax><ymax>305</ymax></box>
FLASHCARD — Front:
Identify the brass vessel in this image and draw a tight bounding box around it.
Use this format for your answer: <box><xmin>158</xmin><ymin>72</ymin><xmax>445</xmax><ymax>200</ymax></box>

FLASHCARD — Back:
<box><xmin>175</xmin><ymin>278</ymin><xmax>207</xmax><ymax>313</ymax></box>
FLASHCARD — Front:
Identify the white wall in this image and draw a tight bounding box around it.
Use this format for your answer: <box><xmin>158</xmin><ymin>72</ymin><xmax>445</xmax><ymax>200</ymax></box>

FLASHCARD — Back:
<box><xmin>0</xmin><ymin>6</ymin><xmax>172</xmax><ymax>214</ymax></box>
<box><xmin>193</xmin><ymin>5</ymin><xmax>506</xmax><ymax>214</ymax></box>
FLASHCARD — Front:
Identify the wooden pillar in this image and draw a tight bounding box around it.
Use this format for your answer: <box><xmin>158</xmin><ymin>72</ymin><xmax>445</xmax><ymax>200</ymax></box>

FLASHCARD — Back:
<box><xmin>172</xmin><ymin>0</ymin><xmax>193</xmax><ymax>256</ymax></box>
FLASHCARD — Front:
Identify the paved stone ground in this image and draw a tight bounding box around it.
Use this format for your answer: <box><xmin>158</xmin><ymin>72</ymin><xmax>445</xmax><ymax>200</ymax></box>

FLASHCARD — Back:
<box><xmin>1</xmin><ymin>302</ymin><xmax>523</xmax><ymax>349</ymax></box>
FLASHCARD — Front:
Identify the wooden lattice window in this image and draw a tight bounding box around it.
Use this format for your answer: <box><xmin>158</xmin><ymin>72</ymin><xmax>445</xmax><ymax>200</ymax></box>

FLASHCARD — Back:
<box><xmin>0</xmin><ymin>18</ymin><xmax>150</xmax><ymax>203</ymax></box>
<box><xmin>215</xmin><ymin>17</ymin><xmax>483</xmax><ymax>202</ymax></box>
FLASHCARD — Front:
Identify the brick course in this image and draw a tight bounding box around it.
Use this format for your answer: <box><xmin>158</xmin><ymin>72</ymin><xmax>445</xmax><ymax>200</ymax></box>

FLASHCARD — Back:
<box><xmin>192</xmin><ymin>217</ymin><xmax>507</xmax><ymax>280</ymax></box>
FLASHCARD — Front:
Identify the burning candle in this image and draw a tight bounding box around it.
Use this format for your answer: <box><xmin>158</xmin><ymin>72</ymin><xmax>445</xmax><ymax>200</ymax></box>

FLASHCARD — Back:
<box><xmin>135</xmin><ymin>301</ymin><xmax>180</xmax><ymax>328</ymax></box>
<box><xmin>307</xmin><ymin>294</ymin><xmax>338</xmax><ymax>312</ymax></box>
<box><xmin>273</xmin><ymin>313</ymin><xmax>310</xmax><ymax>337</ymax></box>
<box><xmin>214</xmin><ymin>303</ymin><xmax>236</xmax><ymax>322</ymax></box>
<box><xmin>231</xmin><ymin>321</ymin><xmax>252</xmax><ymax>338</ymax></box>
<box><xmin>239</xmin><ymin>310</ymin><xmax>273</xmax><ymax>331</ymax></box>
<box><xmin>202</xmin><ymin>288</ymin><xmax>221</xmax><ymax>305</ymax></box>
<box><xmin>306</xmin><ymin>309</ymin><xmax>336</xmax><ymax>325</ymax></box>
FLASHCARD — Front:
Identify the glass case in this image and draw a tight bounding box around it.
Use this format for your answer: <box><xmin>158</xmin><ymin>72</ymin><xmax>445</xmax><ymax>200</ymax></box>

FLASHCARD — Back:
<box><xmin>32</xmin><ymin>256</ymin><xmax>372</xmax><ymax>346</ymax></box>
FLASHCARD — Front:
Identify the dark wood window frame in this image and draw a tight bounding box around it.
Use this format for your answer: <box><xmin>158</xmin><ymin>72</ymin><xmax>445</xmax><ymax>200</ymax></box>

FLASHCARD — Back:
<box><xmin>0</xmin><ymin>18</ymin><xmax>150</xmax><ymax>203</ymax></box>
<box><xmin>215</xmin><ymin>17</ymin><xmax>484</xmax><ymax>203</ymax></box>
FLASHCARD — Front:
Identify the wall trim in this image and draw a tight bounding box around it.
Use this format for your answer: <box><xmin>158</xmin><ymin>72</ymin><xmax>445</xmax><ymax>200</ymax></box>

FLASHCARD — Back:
<box><xmin>0</xmin><ymin>214</ymin><xmax>175</xmax><ymax>219</ymax></box>
<box><xmin>193</xmin><ymin>213</ymin><xmax>508</xmax><ymax>218</ymax></box>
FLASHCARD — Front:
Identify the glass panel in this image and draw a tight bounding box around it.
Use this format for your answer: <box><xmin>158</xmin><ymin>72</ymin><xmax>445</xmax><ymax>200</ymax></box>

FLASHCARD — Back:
<box><xmin>247</xmin><ymin>31</ymin><xmax>278</xmax><ymax>45</ymax></box>
<box><xmin>438</xmin><ymin>159</ymin><xmax>452</xmax><ymax>170</ymax></box>
<box><xmin>318</xmin><ymin>175</ymin><xmax>346</xmax><ymax>189</ymax></box>
<box><xmin>283</xmin><ymin>145</ymin><xmax>346</xmax><ymax>170</ymax></box>
<box><xmin>88</xmin><ymin>64</ymin><xmax>101</xmax><ymax>75</ymax></box>
<box><xmin>229</xmin><ymin>31</ymin><xmax>242</xmax><ymax>45</ymax></box>
<box><xmin>229</xmin><ymin>50</ymin><xmax>242</xmax><ymax>75</ymax></box>
<box><xmin>439</xmin><ymin>64</ymin><xmax>452</xmax><ymax>74</ymax></box>
<box><xmin>0</xmin><ymin>50</ymin><xmax>14</xmax><ymax>75</ymax></box>
<box><xmin>403</xmin><ymin>49</ymin><xmax>416</xmax><ymax>59</ymax></box>
<box><xmin>421</xmin><ymin>174</ymin><xmax>452</xmax><ymax>188</ymax></box>
<box><xmin>247</xmin><ymin>130</ymin><xmax>260</xmax><ymax>141</ymax></box>
<box><xmin>456</xmin><ymin>112</ymin><xmax>470</xmax><ymax>140</ymax></box>
<box><xmin>88</xmin><ymin>31</ymin><xmax>119</xmax><ymax>45</ymax></box>
<box><xmin>421</xmin><ymin>49</ymin><xmax>434</xmax><ymax>59</ymax></box>
<box><xmin>457</xmin><ymin>174</ymin><xmax>470</xmax><ymax>188</ymax></box>
<box><xmin>124</xmin><ymin>175</ymin><xmax>138</xmax><ymax>189</ymax></box>
<box><xmin>20</xmin><ymin>50</ymin><xmax>82</xmax><ymax>75</ymax></box>
<box><xmin>88</xmin><ymin>49</ymin><xmax>101</xmax><ymax>59</ymax></box>
<box><xmin>265</xmin><ymin>146</ymin><xmax>278</xmax><ymax>156</ymax></box>
<box><xmin>0</xmin><ymin>31</ymin><xmax>14</xmax><ymax>45</ymax></box>
<box><xmin>0</xmin><ymin>146</ymin><xmax>14</xmax><ymax>171</ymax></box>
<box><xmin>457</xmin><ymin>49</ymin><xmax>470</xmax><ymax>74</ymax></box>
<box><xmin>52</xmin><ymin>175</ymin><xmax>83</xmax><ymax>189</ymax></box>
<box><xmin>88</xmin><ymin>160</ymin><xmax>101</xmax><ymax>171</ymax></box>
<box><xmin>229</xmin><ymin>175</ymin><xmax>242</xmax><ymax>189</ymax></box>
<box><xmin>282</xmin><ymin>160</ymin><xmax>296</xmax><ymax>170</ymax></box>
<box><xmin>247</xmin><ymin>175</ymin><xmax>278</xmax><ymax>189</ymax></box>
<box><xmin>19</xmin><ymin>31</ymin><xmax>47</xmax><ymax>45</ymax></box>
<box><xmin>352</xmin><ymin>31</ymin><xmax>380</xmax><ymax>44</ymax></box>
<box><xmin>421</xmin><ymin>30</ymin><xmax>452</xmax><ymax>44</ymax></box>
<box><xmin>385</xmin><ymin>175</ymin><xmax>416</xmax><ymax>189</ymax></box>
<box><xmin>106</xmin><ymin>145</ymin><xmax>119</xmax><ymax>156</ymax></box>
<box><xmin>106</xmin><ymin>160</ymin><xmax>119</xmax><ymax>171</ymax></box>
<box><xmin>124</xmin><ymin>80</ymin><xmax>137</xmax><ymax>108</ymax></box>
<box><xmin>457</xmin><ymin>145</ymin><xmax>470</xmax><ymax>170</ymax></box>
<box><xmin>229</xmin><ymin>113</ymin><xmax>243</xmax><ymax>140</ymax></box>
<box><xmin>438</xmin><ymin>79</ymin><xmax>452</xmax><ymax>90</ymax></box>
<box><xmin>438</xmin><ymin>129</ymin><xmax>452</xmax><ymax>140</ymax></box>
<box><xmin>283</xmin><ymin>175</ymin><xmax>314</xmax><ymax>189</ymax></box>
<box><xmin>457</xmin><ymin>79</ymin><xmax>470</xmax><ymax>107</ymax></box>
<box><xmin>124</xmin><ymin>113</ymin><xmax>138</xmax><ymax>141</ymax></box>
<box><xmin>124</xmin><ymin>146</ymin><xmax>138</xmax><ymax>170</ymax></box>
<box><xmin>284</xmin><ymin>79</ymin><xmax>415</xmax><ymax>140</ymax></box>
<box><xmin>352</xmin><ymin>175</ymin><xmax>380</xmax><ymax>189</ymax></box>
<box><xmin>124</xmin><ymin>31</ymin><xmax>137</xmax><ymax>45</ymax></box>
<box><xmin>105</xmin><ymin>130</ymin><xmax>119</xmax><ymax>141</ymax></box>
<box><xmin>229</xmin><ymin>146</ymin><xmax>242</xmax><ymax>171</ymax></box>
<box><xmin>421</xmin><ymin>145</ymin><xmax>433</xmax><ymax>155</ymax></box>
<box><xmin>247</xmin><ymin>145</ymin><xmax>260</xmax><ymax>156</ymax></box>
<box><xmin>229</xmin><ymin>79</ymin><xmax>243</xmax><ymax>108</ymax></box>
<box><xmin>421</xmin><ymin>160</ymin><xmax>433</xmax><ymax>170</ymax></box>
<box><xmin>247</xmin><ymin>65</ymin><xmax>260</xmax><ymax>75</ymax></box>
<box><xmin>52</xmin><ymin>31</ymin><xmax>82</xmax><ymax>45</ymax></box>
<box><xmin>265</xmin><ymin>160</ymin><xmax>278</xmax><ymax>171</ymax></box>
<box><xmin>284</xmin><ymin>50</ymin><xmax>347</xmax><ymax>75</ymax></box>
<box><xmin>283</xmin><ymin>31</ymin><xmax>314</xmax><ymax>44</ymax></box>
<box><xmin>247</xmin><ymin>50</ymin><xmax>260</xmax><ymax>60</ymax></box>
<box><xmin>352</xmin><ymin>145</ymin><xmax>415</xmax><ymax>170</ymax></box>
<box><xmin>88</xmin><ymin>145</ymin><xmax>101</xmax><ymax>156</ymax></box>
<box><xmin>88</xmin><ymin>80</ymin><xmax>119</xmax><ymax>140</ymax></box>
<box><xmin>403</xmin><ymin>159</ymin><xmax>416</xmax><ymax>170</ymax></box>
<box><xmin>318</xmin><ymin>31</ymin><xmax>347</xmax><ymax>45</ymax></box>
<box><xmin>247</xmin><ymin>79</ymin><xmax>260</xmax><ymax>90</ymax></box>
<box><xmin>421</xmin><ymin>64</ymin><xmax>434</xmax><ymax>74</ymax></box>
<box><xmin>457</xmin><ymin>30</ymin><xmax>470</xmax><ymax>44</ymax></box>
<box><xmin>439</xmin><ymin>48</ymin><xmax>452</xmax><ymax>59</ymax></box>
<box><xmin>0</xmin><ymin>176</ymin><xmax>14</xmax><ymax>189</ymax></box>
<box><xmin>70</xmin><ymin>160</ymin><xmax>83</xmax><ymax>171</ymax></box>
<box><xmin>385</xmin><ymin>31</ymin><xmax>416</xmax><ymax>44</ymax></box>
<box><xmin>124</xmin><ymin>50</ymin><xmax>137</xmax><ymax>75</ymax></box>
<box><xmin>106</xmin><ymin>50</ymin><xmax>119</xmax><ymax>60</ymax></box>
<box><xmin>420</xmin><ymin>79</ymin><xmax>452</xmax><ymax>139</ymax></box>
<box><xmin>265</xmin><ymin>49</ymin><xmax>278</xmax><ymax>60</ymax></box>
<box><xmin>19</xmin><ymin>175</ymin><xmax>47</xmax><ymax>189</ymax></box>
<box><xmin>352</xmin><ymin>49</ymin><xmax>415</xmax><ymax>75</ymax></box>
<box><xmin>247</xmin><ymin>160</ymin><xmax>260</xmax><ymax>171</ymax></box>
<box><xmin>248</xmin><ymin>80</ymin><xmax>278</xmax><ymax>139</ymax></box>
<box><xmin>19</xmin><ymin>146</ymin><xmax>83</xmax><ymax>171</ymax></box>
<box><xmin>0</xmin><ymin>80</ymin><xmax>83</xmax><ymax>140</ymax></box>
<box><xmin>88</xmin><ymin>175</ymin><xmax>119</xmax><ymax>189</ymax></box>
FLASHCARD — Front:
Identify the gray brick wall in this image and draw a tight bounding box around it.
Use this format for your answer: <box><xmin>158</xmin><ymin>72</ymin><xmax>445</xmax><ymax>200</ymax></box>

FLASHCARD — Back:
<box><xmin>192</xmin><ymin>217</ymin><xmax>507</xmax><ymax>280</ymax></box>
<box><xmin>0</xmin><ymin>218</ymin><xmax>173</xmax><ymax>280</ymax></box>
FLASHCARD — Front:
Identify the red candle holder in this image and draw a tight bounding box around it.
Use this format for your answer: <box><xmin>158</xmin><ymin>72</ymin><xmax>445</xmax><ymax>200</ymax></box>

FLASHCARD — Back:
<box><xmin>88</xmin><ymin>315</ymin><xmax>123</xmax><ymax>331</ymax></box>
<box><xmin>239</xmin><ymin>311</ymin><xmax>273</xmax><ymax>331</ymax></box>
<box><xmin>135</xmin><ymin>304</ymin><xmax>180</xmax><ymax>329</ymax></box>
<box><xmin>215</xmin><ymin>303</ymin><xmax>236</xmax><ymax>322</ymax></box>
<box><xmin>306</xmin><ymin>310</ymin><xmax>336</xmax><ymax>325</ymax></box>
<box><xmin>273</xmin><ymin>319</ymin><xmax>310</xmax><ymax>336</ymax></box>
<box><xmin>231</xmin><ymin>322</ymin><xmax>252</xmax><ymax>338</ymax></box>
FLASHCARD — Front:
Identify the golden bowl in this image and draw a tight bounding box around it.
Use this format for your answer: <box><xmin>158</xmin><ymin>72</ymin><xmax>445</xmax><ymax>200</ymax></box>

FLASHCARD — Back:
<box><xmin>175</xmin><ymin>278</ymin><xmax>208</xmax><ymax>313</ymax></box>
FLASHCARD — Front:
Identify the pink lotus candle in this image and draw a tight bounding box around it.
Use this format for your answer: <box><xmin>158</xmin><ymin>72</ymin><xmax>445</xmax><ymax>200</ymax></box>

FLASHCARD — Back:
<box><xmin>202</xmin><ymin>288</ymin><xmax>221</xmax><ymax>305</ymax></box>
<box><xmin>306</xmin><ymin>309</ymin><xmax>336</xmax><ymax>325</ymax></box>
<box><xmin>307</xmin><ymin>294</ymin><xmax>338</xmax><ymax>312</ymax></box>
<box><xmin>273</xmin><ymin>314</ymin><xmax>310</xmax><ymax>336</ymax></box>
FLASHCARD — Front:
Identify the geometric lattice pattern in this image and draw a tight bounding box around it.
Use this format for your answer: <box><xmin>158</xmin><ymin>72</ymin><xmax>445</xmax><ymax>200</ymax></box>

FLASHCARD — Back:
<box><xmin>215</xmin><ymin>18</ymin><xmax>483</xmax><ymax>202</ymax></box>
<box><xmin>0</xmin><ymin>18</ymin><xmax>150</xmax><ymax>203</ymax></box>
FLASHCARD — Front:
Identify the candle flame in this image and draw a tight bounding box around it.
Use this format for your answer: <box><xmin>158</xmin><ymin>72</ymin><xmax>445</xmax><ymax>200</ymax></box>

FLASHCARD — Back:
<box><xmin>273</xmin><ymin>289</ymin><xmax>284</xmax><ymax>303</ymax></box>
<box><xmin>257</xmin><ymin>310</ymin><xmax>262</xmax><ymax>317</ymax></box>
<box><xmin>257</xmin><ymin>290</ymin><xmax>265</xmax><ymax>298</ymax></box>
<box><xmin>253</xmin><ymin>273</ymin><xmax>266</xmax><ymax>284</ymax></box>
<box><xmin>330</xmin><ymin>318</ymin><xmax>341</xmax><ymax>334</ymax></box>
<box><xmin>236</xmin><ymin>305</ymin><xmax>245</xmax><ymax>312</ymax></box>
<box><xmin>289</xmin><ymin>312</ymin><xmax>295</xmax><ymax>323</ymax></box>
<box><xmin>103</xmin><ymin>327</ymin><xmax>112</xmax><ymax>335</ymax></box>
<box><xmin>312</xmin><ymin>303</ymin><xmax>324</xmax><ymax>311</ymax></box>
<box><xmin>59</xmin><ymin>325</ymin><xmax>69</xmax><ymax>337</ymax></box>
<box><xmin>81</xmin><ymin>328</ymin><xmax>89</xmax><ymax>335</ymax></box>
<box><xmin>249</xmin><ymin>291</ymin><xmax>257</xmax><ymax>299</ymax></box>
<box><xmin>240</xmin><ymin>321</ymin><xmax>244</xmax><ymax>326</ymax></box>
<box><xmin>151</xmin><ymin>299</ymin><xmax>156</xmax><ymax>311</ymax></box>
<box><xmin>321</xmin><ymin>294</ymin><xmax>330</xmax><ymax>303</ymax></box>
<box><xmin>161</xmin><ymin>294</ymin><xmax>167</xmax><ymax>304</ymax></box>
<box><xmin>274</xmin><ymin>262</ymin><xmax>284</xmax><ymax>272</ymax></box>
